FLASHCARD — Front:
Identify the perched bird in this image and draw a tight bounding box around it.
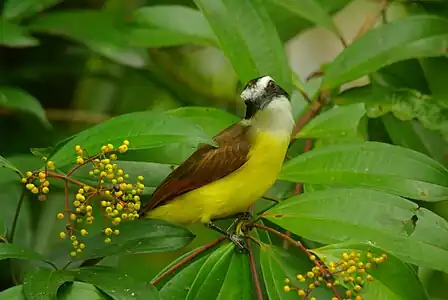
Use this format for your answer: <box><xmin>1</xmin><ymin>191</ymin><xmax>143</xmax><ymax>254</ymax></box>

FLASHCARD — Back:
<box><xmin>139</xmin><ymin>76</ymin><xmax>294</xmax><ymax>249</ymax></box>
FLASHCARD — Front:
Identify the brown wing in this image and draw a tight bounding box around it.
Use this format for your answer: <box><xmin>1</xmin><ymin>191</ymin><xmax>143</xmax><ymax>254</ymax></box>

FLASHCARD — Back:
<box><xmin>140</xmin><ymin>122</ymin><xmax>251</xmax><ymax>213</ymax></box>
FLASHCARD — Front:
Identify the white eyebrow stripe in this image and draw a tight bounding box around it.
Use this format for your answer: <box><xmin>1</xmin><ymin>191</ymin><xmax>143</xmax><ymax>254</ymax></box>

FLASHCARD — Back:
<box><xmin>241</xmin><ymin>76</ymin><xmax>274</xmax><ymax>101</ymax></box>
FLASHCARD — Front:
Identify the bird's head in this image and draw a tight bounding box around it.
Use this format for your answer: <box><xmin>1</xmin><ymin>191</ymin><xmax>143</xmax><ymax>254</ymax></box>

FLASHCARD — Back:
<box><xmin>240</xmin><ymin>76</ymin><xmax>290</xmax><ymax>120</ymax></box>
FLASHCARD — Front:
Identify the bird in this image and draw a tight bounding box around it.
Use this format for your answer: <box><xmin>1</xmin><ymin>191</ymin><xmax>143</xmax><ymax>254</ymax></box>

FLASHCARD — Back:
<box><xmin>139</xmin><ymin>75</ymin><xmax>295</xmax><ymax>249</ymax></box>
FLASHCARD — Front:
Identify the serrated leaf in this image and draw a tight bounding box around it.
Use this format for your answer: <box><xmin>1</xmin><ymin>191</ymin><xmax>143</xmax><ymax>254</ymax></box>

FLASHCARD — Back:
<box><xmin>49</xmin><ymin>111</ymin><xmax>215</xmax><ymax>168</ymax></box>
<box><xmin>28</xmin><ymin>11</ymin><xmax>147</xmax><ymax>68</ymax></box>
<box><xmin>194</xmin><ymin>0</ymin><xmax>292</xmax><ymax>92</ymax></box>
<box><xmin>264</xmin><ymin>188</ymin><xmax>448</xmax><ymax>273</ymax></box>
<box><xmin>312</xmin><ymin>243</ymin><xmax>429</xmax><ymax>300</ymax></box>
<box><xmin>185</xmin><ymin>243</ymin><xmax>234</xmax><ymax>300</ymax></box>
<box><xmin>73</xmin><ymin>266</ymin><xmax>159</xmax><ymax>300</ymax></box>
<box><xmin>0</xmin><ymin>20</ymin><xmax>39</xmax><ymax>47</ymax></box>
<box><xmin>0</xmin><ymin>86</ymin><xmax>50</xmax><ymax>128</ymax></box>
<box><xmin>279</xmin><ymin>141</ymin><xmax>448</xmax><ymax>201</ymax></box>
<box><xmin>2</xmin><ymin>0</ymin><xmax>61</xmax><ymax>21</ymax></box>
<box><xmin>67</xmin><ymin>219</ymin><xmax>194</xmax><ymax>261</ymax></box>
<box><xmin>132</xmin><ymin>6</ymin><xmax>216</xmax><ymax>47</ymax></box>
<box><xmin>268</xmin><ymin>0</ymin><xmax>341</xmax><ymax>36</ymax></box>
<box><xmin>297</xmin><ymin>103</ymin><xmax>366</xmax><ymax>138</ymax></box>
<box><xmin>23</xmin><ymin>268</ymin><xmax>74</xmax><ymax>300</ymax></box>
<box><xmin>322</xmin><ymin>15</ymin><xmax>448</xmax><ymax>89</ymax></box>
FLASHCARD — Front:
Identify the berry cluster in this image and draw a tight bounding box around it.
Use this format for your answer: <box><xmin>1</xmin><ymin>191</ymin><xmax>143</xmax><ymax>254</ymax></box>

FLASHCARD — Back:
<box><xmin>283</xmin><ymin>250</ymin><xmax>387</xmax><ymax>300</ymax></box>
<box><xmin>22</xmin><ymin>140</ymin><xmax>146</xmax><ymax>258</ymax></box>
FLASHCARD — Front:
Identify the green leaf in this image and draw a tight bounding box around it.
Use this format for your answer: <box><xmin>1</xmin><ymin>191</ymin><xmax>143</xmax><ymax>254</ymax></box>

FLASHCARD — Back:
<box><xmin>0</xmin><ymin>243</ymin><xmax>47</xmax><ymax>262</ymax></box>
<box><xmin>264</xmin><ymin>188</ymin><xmax>448</xmax><ymax>273</ymax></box>
<box><xmin>0</xmin><ymin>86</ymin><xmax>50</xmax><ymax>128</ymax></box>
<box><xmin>158</xmin><ymin>254</ymin><xmax>210</xmax><ymax>298</ymax></box>
<box><xmin>2</xmin><ymin>0</ymin><xmax>61</xmax><ymax>21</ymax></box>
<box><xmin>28</xmin><ymin>11</ymin><xmax>147</xmax><ymax>68</ymax></box>
<box><xmin>381</xmin><ymin>114</ymin><xmax>448</xmax><ymax>166</ymax></box>
<box><xmin>0</xmin><ymin>285</ymin><xmax>25</xmax><ymax>300</ymax></box>
<box><xmin>132</xmin><ymin>6</ymin><xmax>216</xmax><ymax>47</ymax></box>
<box><xmin>0</xmin><ymin>20</ymin><xmax>39</xmax><ymax>47</ymax></box>
<box><xmin>73</xmin><ymin>266</ymin><xmax>159</xmax><ymax>300</ymax></box>
<box><xmin>297</xmin><ymin>103</ymin><xmax>366</xmax><ymax>139</ymax></box>
<box><xmin>194</xmin><ymin>0</ymin><xmax>292</xmax><ymax>92</ymax></box>
<box><xmin>68</xmin><ymin>219</ymin><xmax>194</xmax><ymax>261</ymax></box>
<box><xmin>322</xmin><ymin>15</ymin><xmax>448</xmax><ymax>89</ymax></box>
<box><xmin>268</xmin><ymin>0</ymin><xmax>341</xmax><ymax>37</ymax></box>
<box><xmin>166</xmin><ymin>107</ymin><xmax>239</xmax><ymax>137</ymax></box>
<box><xmin>128</xmin><ymin>28</ymin><xmax>210</xmax><ymax>48</ymax></box>
<box><xmin>0</xmin><ymin>155</ymin><xmax>22</xmax><ymax>176</ymax></box>
<box><xmin>279</xmin><ymin>141</ymin><xmax>448</xmax><ymax>201</ymax></box>
<box><xmin>420</xmin><ymin>57</ymin><xmax>448</xmax><ymax>108</ymax></box>
<box><xmin>49</xmin><ymin>111</ymin><xmax>215</xmax><ymax>168</ymax></box>
<box><xmin>259</xmin><ymin>244</ymin><xmax>334</xmax><ymax>300</ymax></box>
<box><xmin>57</xmin><ymin>282</ymin><xmax>107</xmax><ymax>300</ymax></box>
<box><xmin>23</xmin><ymin>268</ymin><xmax>74</xmax><ymax>300</ymax></box>
<box><xmin>185</xmin><ymin>243</ymin><xmax>234</xmax><ymax>300</ymax></box>
<box><xmin>312</xmin><ymin>243</ymin><xmax>429</xmax><ymax>300</ymax></box>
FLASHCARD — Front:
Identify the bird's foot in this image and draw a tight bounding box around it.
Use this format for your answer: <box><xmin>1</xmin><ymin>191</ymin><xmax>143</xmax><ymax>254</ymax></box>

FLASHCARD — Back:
<box><xmin>227</xmin><ymin>232</ymin><xmax>248</xmax><ymax>253</ymax></box>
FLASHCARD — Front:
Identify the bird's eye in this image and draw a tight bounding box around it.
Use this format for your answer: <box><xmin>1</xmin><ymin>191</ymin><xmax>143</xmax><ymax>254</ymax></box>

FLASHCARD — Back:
<box><xmin>267</xmin><ymin>80</ymin><xmax>275</xmax><ymax>89</ymax></box>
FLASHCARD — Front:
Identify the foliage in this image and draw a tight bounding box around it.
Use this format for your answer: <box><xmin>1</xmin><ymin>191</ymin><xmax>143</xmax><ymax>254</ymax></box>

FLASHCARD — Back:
<box><xmin>1</xmin><ymin>0</ymin><xmax>448</xmax><ymax>299</ymax></box>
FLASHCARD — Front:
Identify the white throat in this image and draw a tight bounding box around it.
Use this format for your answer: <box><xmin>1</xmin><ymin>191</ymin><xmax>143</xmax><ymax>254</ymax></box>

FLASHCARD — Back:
<box><xmin>245</xmin><ymin>96</ymin><xmax>294</xmax><ymax>136</ymax></box>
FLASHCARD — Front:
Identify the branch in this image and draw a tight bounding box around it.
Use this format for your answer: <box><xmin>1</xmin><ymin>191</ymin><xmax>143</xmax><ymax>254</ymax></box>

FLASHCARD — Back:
<box><xmin>291</xmin><ymin>100</ymin><xmax>323</xmax><ymax>138</ymax></box>
<box><xmin>247</xmin><ymin>237</ymin><xmax>263</xmax><ymax>300</ymax></box>
<box><xmin>151</xmin><ymin>237</ymin><xmax>225</xmax><ymax>286</ymax></box>
<box><xmin>7</xmin><ymin>189</ymin><xmax>26</xmax><ymax>243</ymax></box>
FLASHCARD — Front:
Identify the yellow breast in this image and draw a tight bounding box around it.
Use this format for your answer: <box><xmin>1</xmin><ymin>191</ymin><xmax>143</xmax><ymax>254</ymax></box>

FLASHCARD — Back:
<box><xmin>146</xmin><ymin>131</ymin><xmax>290</xmax><ymax>224</ymax></box>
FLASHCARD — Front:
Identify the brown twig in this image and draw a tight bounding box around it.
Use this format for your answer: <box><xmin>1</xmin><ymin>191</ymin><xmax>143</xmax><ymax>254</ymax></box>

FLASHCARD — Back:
<box><xmin>247</xmin><ymin>237</ymin><xmax>263</xmax><ymax>300</ymax></box>
<box><xmin>151</xmin><ymin>237</ymin><xmax>226</xmax><ymax>286</ymax></box>
<box><xmin>253</xmin><ymin>224</ymin><xmax>341</xmax><ymax>300</ymax></box>
<box><xmin>291</xmin><ymin>100</ymin><xmax>323</xmax><ymax>138</ymax></box>
<box><xmin>352</xmin><ymin>0</ymin><xmax>389</xmax><ymax>42</ymax></box>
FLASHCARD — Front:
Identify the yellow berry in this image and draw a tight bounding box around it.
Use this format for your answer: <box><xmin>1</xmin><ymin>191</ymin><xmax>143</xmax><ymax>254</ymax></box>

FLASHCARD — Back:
<box><xmin>101</xmin><ymin>201</ymin><xmax>107</xmax><ymax>207</ymax></box>
<box><xmin>72</xmin><ymin>240</ymin><xmax>79</xmax><ymax>247</ymax></box>
<box><xmin>70</xmin><ymin>251</ymin><xmax>77</xmax><ymax>257</ymax></box>
<box><xmin>21</xmin><ymin>178</ymin><xmax>27</xmax><ymax>183</ymax></box>
<box><xmin>59</xmin><ymin>232</ymin><xmax>66</xmax><ymax>239</ymax></box>
<box><xmin>86</xmin><ymin>205</ymin><xmax>92</xmax><ymax>212</ymax></box>
<box><xmin>79</xmin><ymin>243</ymin><xmax>86</xmax><ymax>249</ymax></box>
<box><xmin>342</xmin><ymin>252</ymin><xmax>349</xmax><ymax>260</ymax></box>
<box><xmin>26</xmin><ymin>171</ymin><xmax>33</xmax><ymax>177</ymax></box>
<box><xmin>332</xmin><ymin>298</ymin><xmax>338</xmax><ymax>300</ymax></box>
<box><xmin>101</xmin><ymin>145</ymin><xmax>108</xmax><ymax>152</ymax></box>
<box><xmin>134</xmin><ymin>203</ymin><xmax>141</xmax><ymax>210</ymax></box>
<box><xmin>80</xmin><ymin>229</ymin><xmax>88</xmax><ymax>236</ymax></box>
<box><xmin>76</xmin><ymin>157</ymin><xmax>84</xmax><ymax>165</ymax></box>
<box><xmin>137</xmin><ymin>175</ymin><xmax>144</xmax><ymax>181</ymax></box>
<box><xmin>310</xmin><ymin>297</ymin><xmax>316</xmax><ymax>300</ymax></box>
<box><xmin>73</xmin><ymin>200</ymin><xmax>80</xmax><ymax>207</ymax></box>
<box><xmin>307</xmin><ymin>271</ymin><xmax>314</xmax><ymax>278</ymax></box>
<box><xmin>309</xmin><ymin>255</ymin><xmax>316</xmax><ymax>261</ymax></box>
<box><xmin>114</xmin><ymin>229</ymin><xmax>120</xmax><ymax>235</ymax></box>
<box><xmin>26</xmin><ymin>183</ymin><xmax>34</xmax><ymax>190</ymax></box>
<box><xmin>42</xmin><ymin>180</ymin><xmax>50</xmax><ymax>187</ymax></box>
<box><xmin>42</xmin><ymin>187</ymin><xmax>49</xmax><ymax>194</ymax></box>
<box><xmin>134</xmin><ymin>195</ymin><xmax>140</xmax><ymax>201</ymax></box>
<box><xmin>38</xmin><ymin>171</ymin><xmax>46</xmax><ymax>179</ymax></box>
<box><xmin>121</xmin><ymin>213</ymin><xmax>128</xmax><ymax>219</ymax></box>
<box><xmin>296</xmin><ymin>274</ymin><xmax>305</xmax><ymax>282</ymax></box>
<box><xmin>356</xmin><ymin>296</ymin><xmax>363</xmax><ymax>300</ymax></box>
<box><xmin>354</xmin><ymin>285</ymin><xmax>362</xmax><ymax>292</ymax></box>
<box><xmin>70</xmin><ymin>235</ymin><xmax>77</xmax><ymax>241</ymax></box>
<box><xmin>31</xmin><ymin>187</ymin><xmax>39</xmax><ymax>194</ymax></box>
<box><xmin>298</xmin><ymin>290</ymin><xmax>305</xmax><ymax>296</ymax></box>
<box><xmin>284</xmin><ymin>278</ymin><xmax>290</xmax><ymax>284</ymax></box>
<box><xmin>123</xmin><ymin>140</ymin><xmax>129</xmax><ymax>146</ymax></box>
<box><xmin>110</xmin><ymin>154</ymin><xmax>117</xmax><ymax>160</ymax></box>
<box><xmin>56</xmin><ymin>213</ymin><xmax>64</xmax><ymax>220</ymax></box>
<box><xmin>104</xmin><ymin>237</ymin><xmax>111</xmax><ymax>244</ymax></box>
<box><xmin>366</xmin><ymin>274</ymin><xmax>374</xmax><ymax>281</ymax></box>
<box><xmin>283</xmin><ymin>285</ymin><xmax>290</xmax><ymax>292</ymax></box>
<box><xmin>105</xmin><ymin>190</ymin><xmax>111</xmax><ymax>195</ymax></box>
<box><xmin>347</xmin><ymin>266</ymin><xmax>357</xmax><ymax>274</ymax></box>
<box><xmin>104</xmin><ymin>228</ymin><xmax>113</xmax><ymax>235</ymax></box>
<box><xmin>76</xmin><ymin>248</ymin><xmax>82</xmax><ymax>253</ymax></box>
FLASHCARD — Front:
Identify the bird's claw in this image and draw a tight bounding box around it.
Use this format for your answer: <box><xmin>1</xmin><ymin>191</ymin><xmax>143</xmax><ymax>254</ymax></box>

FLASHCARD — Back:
<box><xmin>228</xmin><ymin>232</ymin><xmax>248</xmax><ymax>253</ymax></box>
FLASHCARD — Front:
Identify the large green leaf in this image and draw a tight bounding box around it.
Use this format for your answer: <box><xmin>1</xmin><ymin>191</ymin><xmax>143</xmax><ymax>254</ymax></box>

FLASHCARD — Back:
<box><xmin>279</xmin><ymin>141</ymin><xmax>448</xmax><ymax>201</ymax></box>
<box><xmin>0</xmin><ymin>20</ymin><xmax>39</xmax><ymax>47</ymax></box>
<box><xmin>23</xmin><ymin>268</ymin><xmax>74</xmax><ymax>300</ymax></box>
<box><xmin>58</xmin><ymin>282</ymin><xmax>107</xmax><ymax>300</ymax></box>
<box><xmin>0</xmin><ymin>243</ymin><xmax>47</xmax><ymax>262</ymax></box>
<box><xmin>28</xmin><ymin>11</ymin><xmax>147</xmax><ymax>68</ymax></box>
<box><xmin>0</xmin><ymin>285</ymin><xmax>25</xmax><ymax>300</ymax></box>
<box><xmin>268</xmin><ymin>0</ymin><xmax>341</xmax><ymax>37</ymax></box>
<box><xmin>194</xmin><ymin>0</ymin><xmax>292</xmax><ymax>92</ymax></box>
<box><xmin>312</xmin><ymin>243</ymin><xmax>429</xmax><ymax>300</ymax></box>
<box><xmin>49</xmin><ymin>111</ymin><xmax>215</xmax><ymax>168</ymax></box>
<box><xmin>185</xmin><ymin>243</ymin><xmax>235</xmax><ymax>300</ymax></box>
<box><xmin>322</xmin><ymin>15</ymin><xmax>448</xmax><ymax>89</ymax></box>
<box><xmin>0</xmin><ymin>155</ymin><xmax>22</xmax><ymax>176</ymax></box>
<box><xmin>132</xmin><ymin>6</ymin><xmax>217</xmax><ymax>47</ymax></box>
<box><xmin>0</xmin><ymin>86</ymin><xmax>50</xmax><ymax>128</ymax></box>
<box><xmin>74</xmin><ymin>266</ymin><xmax>159</xmax><ymax>300</ymax></box>
<box><xmin>166</xmin><ymin>107</ymin><xmax>239</xmax><ymax>137</ymax></box>
<box><xmin>2</xmin><ymin>0</ymin><xmax>61</xmax><ymax>20</ymax></box>
<box><xmin>264</xmin><ymin>188</ymin><xmax>448</xmax><ymax>273</ymax></box>
<box><xmin>297</xmin><ymin>103</ymin><xmax>366</xmax><ymax>139</ymax></box>
<box><xmin>259</xmin><ymin>244</ymin><xmax>334</xmax><ymax>300</ymax></box>
<box><xmin>67</xmin><ymin>219</ymin><xmax>194</xmax><ymax>261</ymax></box>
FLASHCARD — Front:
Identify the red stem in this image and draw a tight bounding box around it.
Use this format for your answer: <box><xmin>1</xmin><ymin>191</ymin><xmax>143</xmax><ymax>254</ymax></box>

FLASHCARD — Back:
<box><xmin>151</xmin><ymin>237</ymin><xmax>225</xmax><ymax>286</ymax></box>
<box><xmin>247</xmin><ymin>238</ymin><xmax>263</xmax><ymax>300</ymax></box>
